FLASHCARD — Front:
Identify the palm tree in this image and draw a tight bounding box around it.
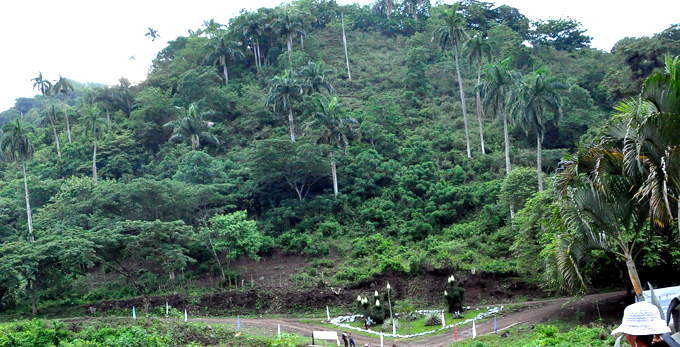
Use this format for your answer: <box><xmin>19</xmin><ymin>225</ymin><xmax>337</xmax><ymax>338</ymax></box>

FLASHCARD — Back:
<box><xmin>1</xmin><ymin>117</ymin><xmax>35</xmax><ymax>241</ymax></box>
<box><xmin>554</xmin><ymin>147</ymin><xmax>650</xmax><ymax>300</ymax></box>
<box><xmin>52</xmin><ymin>75</ymin><xmax>74</xmax><ymax>143</ymax></box>
<box><xmin>509</xmin><ymin>68</ymin><xmax>565</xmax><ymax>192</ymax></box>
<box><xmin>614</xmin><ymin>55</ymin><xmax>680</xmax><ymax>236</ymax></box>
<box><xmin>116</xmin><ymin>78</ymin><xmax>133</xmax><ymax>117</ymax></box>
<box><xmin>241</xmin><ymin>13</ymin><xmax>264</xmax><ymax>68</ymax></box>
<box><xmin>372</xmin><ymin>0</ymin><xmax>395</xmax><ymax>18</ymax></box>
<box><xmin>341</xmin><ymin>13</ymin><xmax>352</xmax><ymax>81</ymax></box>
<box><xmin>267</xmin><ymin>70</ymin><xmax>303</xmax><ymax>142</ymax></box>
<box><xmin>83</xmin><ymin>107</ymin><xmax>108</xmax><ymax>184</ymax></box>
<box><xmin>299</xmin><ymin>61</ymin><xmax>335</xmax><ymax>95</ymax></box>
<box><xmin>93</xmin><ymin>86</ymin><xmax>115</xmax><ymax>122</ymax></box>
<box><xmin>433</xmin><ymin>4</ymin><xmax>471</xmax><ymax>158</ymax></box>
<box><xmin>145</xmin><ymin>27</ymin><xmax>160</xmax><ymax>41</ymax></box>
<box><xmin>465</xmin><ymin>34</ymin><xmax>492</xmax><ymax>154</ymax></box>
<box><xmin>276</xmin><ymin>10</ymin><xmax>303</xmax><ymax>62</ymax></box>
<box><xmin>204</xmin><ymin>35</ymin><xmax>244</xmax><ymax>86</ymax></box>
<box><xmin>31</xmin><ymin>72</ymin><xmax>52</xmax><ymax>98</ymax></box>
<box><xmin>41</xmin><ymin>104</ymin><xmax>62</xmax><ymax>158</ymax></box>
<box><xmin>305</xmin><ymin>96</ymin><xmax>356</xmax><ymax>198</ymax></box>
<box><xmin>163</xmin><ymin>103</ymin><xmax>219</xmax><ymax>151</ymax></box>
<box><xmin>479</xmin><ymin>58</ymin><xmax>520</xmax><ymax>176</ymax></box>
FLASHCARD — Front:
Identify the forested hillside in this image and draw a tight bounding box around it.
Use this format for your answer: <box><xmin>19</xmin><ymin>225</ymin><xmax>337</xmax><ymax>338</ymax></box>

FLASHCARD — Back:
<box><xmin>1</xmin><ymin>0</ymin><xmax>679</xmax><ymax>316</ymax></box>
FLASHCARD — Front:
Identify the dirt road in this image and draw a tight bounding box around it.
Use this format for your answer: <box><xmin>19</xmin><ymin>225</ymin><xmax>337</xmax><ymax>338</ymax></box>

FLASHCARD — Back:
<box><xmin>190</xmin><ymin>291</ymin><xmax>627</xmax><ymax>347</ymax></box>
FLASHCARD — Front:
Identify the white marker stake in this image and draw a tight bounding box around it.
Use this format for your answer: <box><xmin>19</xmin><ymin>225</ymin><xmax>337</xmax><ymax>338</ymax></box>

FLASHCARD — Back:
<box><xmin>380</xmin><ymin>332</ymin><xmax>384</xmax><ymax>347</ymax></box>
<box><xmin>132</xmin><ymin>306</ymin><xmax>136</xmax><ymax>320</ymax></box>
<box><xmin>472</xmin><ymin>319</ymin><xmax>477</xmax><ymax>339</ymax></box>
<box><xmin>442</xmin><ymin>310</ymin><xmax>446</xmax><ymax>328</ymax></box>
<box><xmin>278</xmin><ymin>323</ymin><xmax>281</xmax><ymax>336</ymax></box>
<box><xmin>326</xmin><ymin>306</ymin><xmax>331</xmax><ymax>321</ymax></box>
<box><xmin>166</xmin><ymin>301</ymin><xmax>169</xmax><ymax>315</ymax></box>
<box><xmin>184</xmin><ymin>308</ymin><xmax>188</xmax><ymax>322</ymax></box>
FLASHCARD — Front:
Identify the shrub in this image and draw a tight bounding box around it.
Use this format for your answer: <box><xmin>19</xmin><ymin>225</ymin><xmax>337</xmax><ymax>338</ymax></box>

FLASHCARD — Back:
<box><xmin>424</xmin><ymin>311</ymin><xmax>442</xmax><ymax>326</ymax></box>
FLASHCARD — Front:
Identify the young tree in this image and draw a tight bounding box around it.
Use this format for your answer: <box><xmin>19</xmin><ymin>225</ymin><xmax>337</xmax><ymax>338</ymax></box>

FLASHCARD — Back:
<box><xmin>299</xmin><ymin>61</ymin><xmax>335</xmax><ymax>95</ymax></box>
<box><xmin>1</xmin><ymin>117</ymin><xmax>35</xmax><ymax>241</ymax></box>
<box><xmin>433</xmin><ymin>4</ymin><xmax>471</xmax><ymax>158</ymax></box>
<box><xmin>0</xmin><ymin>229</ymin><xmax>94</xmax><ymax>316</ymax></box>
<box><xmin>163</xmin><ymin>103</ymin><xmax>219</xmax><ymax>151</ymax></box>
<box><xmin>201</xmin><ymin>211</ymin><xmax>262</xmax><ymax>286</ymax></box>
<box><xmin>93</xmin><ymin>220</ymin><xmax>195</xmax><ymax>315</ymax></box>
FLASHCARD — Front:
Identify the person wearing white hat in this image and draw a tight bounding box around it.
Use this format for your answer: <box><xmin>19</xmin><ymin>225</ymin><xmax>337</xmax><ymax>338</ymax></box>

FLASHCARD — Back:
<box><xmin>612</xmin><ymin>302</ymin><xmax>672</xmax><ymax>347</ymax></box>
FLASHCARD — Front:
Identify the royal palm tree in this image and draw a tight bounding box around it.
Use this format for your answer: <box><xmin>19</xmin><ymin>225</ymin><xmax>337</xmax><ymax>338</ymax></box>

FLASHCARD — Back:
<box><xmin>276</xmin><ymin>10</ymin><xmax>303</xmax><ymax>61</ymax></box>
<box><xmin>52</xmin><ymin>75</ymin><xmax>74</xmax><ymax>143</ymax></box>
<box><xmin>479</xmin><ymin>58</ymin><xmax>520</xmax><ymax>176</ymax></box>
<box><xmin>163</xmin><ymin>103</ymin><xmax>219</xmax><ymax>151</ymax></box>
<box><xmin>372</xmin><ymin>0</ymin><xmax>395</xmax><ymax>18</ymax></box>
<box><xmin>83</xmin><ymin>107</ymin><xmax>108</xmax><ymax>184</ymax></box>
<box><xmin>241</xmin><ymin>13</ymin><xmax>264</xmax><ymax>68</ymax></box>
<box><xmin>465</xmin><ymin>34</ymin><xmax>492</xmax><ymax>154</ymax></box>
<box><xmin>31</xmin><ymin>72</ymin><xmax>52</xmax><ymax>98</ymax></box>
<box><xmin>299</xmin><ymin>61</ymin><xmax>335</xmax><ymax>95</ymax></box>
<box><xmin>204</xmin><ymin>35</ymin><xmax>244</xmax><ymax>86</ymax></box>
<box><xmin>41</xmin><ymin>104</ymin><xmax>62</xmax><ymax>158</ymax></box>
<box><xmin>305</xmin><ymin>96</ymin><xmax>356</xmax><ymax>198</ymax></box>
<box><xmin>116</xmin><ymin>78</ymin><xmax>133</xmax><ymax>117</ymax></box>
<box><xmin>267</xmin><ymin>70</ymin><xmax>303</xmax><ymax>142</ymax></box>
<box><xmin>93</xmin><ymin>86</ymin><xmax>115</xmax><ymax>122</ymax></box>
<box><xmin>1</xmin><ymin>117</ymin><xmax>35</xmax><ymax>241</ymax></box>
<box><xmin>509</xmin><ymin>68</ymin><xmax>565</xmax><ymax>192</ymax></box>
<box><xmin>433</xmin><ymin>4</ymin><xmax>471</xmax><ymax>158</ymax></box>
<box><xmin>145</xmin><ymin>27</ymin><xmax>160</xmax><ymax>41</ymax></box>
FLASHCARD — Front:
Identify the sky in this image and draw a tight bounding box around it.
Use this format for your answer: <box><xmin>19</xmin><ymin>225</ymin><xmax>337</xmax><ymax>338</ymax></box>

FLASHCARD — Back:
<box><xmin>0</xmin><ymin>0</ymin><xmax>678</xmax><ymax>111</ymax></box>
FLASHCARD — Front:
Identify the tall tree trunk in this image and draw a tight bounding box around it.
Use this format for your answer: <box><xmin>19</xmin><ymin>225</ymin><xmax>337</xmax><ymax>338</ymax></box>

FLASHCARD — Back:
<box><xmin>330</xmin><ymin>151</ymin><xmax>338</xmax><ymax>198</ymax></box>
<box><xmin>341</xmin><ymin>13</ymin><xmax>352</xmax><ymax>81</ymax></box>
<box><xmin>30</xmin><ymin>278</ymin><xmax>38</xmax><ymax>316</ymax></box>
<box><xmin>537</xmin><ymin>133</ymin><xmax>543</xmax><ymax>192</ymax></box>
<box><xmin>300</xmin><ymin>35</ymin><xmax>304</xmax><ymax>51</ymax></box>
<box><xmin>48</xmin><ymin>114</ymin><xmax>61</xmax><ymax>158</ymax></box>
<box><xmin>288</xmin><ymin>108</ymin><xmax>296</xmax><ymax>142</ymax></box>
<box><xmin>287</xmin><ymin>34</ymin><xmax>292</xmax><ymax>64</ymax></box>
<box><xmin>256</xmin><ymin>41</ymin><xmax>262</xmax><ymax>68</ymax></box>
<box><xmin>64</xmin><ymin>108</ymin><xmax>72</xmax><ymax>143</ymax></box>
<box><xmin>21</xmin><ymin>160</ymin><xmax>34</xmax><ymax>242</ymax></box>
<box><xmin>105</xmin><ymin>107</ymin><xmax>111</xmax><ymax>122</ymax></box>
<box><xmin>625</xmin><ymin>252</ymin><xmax>644</xmax><ymax>301</ymax></box>
<box><xmin>191</xmin><ymin>135</ymin><xmax>199</xmax><ymax>151</ymax></box>
<box><xmin>453</xmin><ymin>43</ymin><xmax>471</xmax><ymax>158</ymax></box>
<box><xmin>223</xmin><ymin>65</ymin><xmax>229</xmax><ymax>86</ymax></box>
<box><xmin>502</xmin><ymin>105</ymin><xmax>515</xmax><ymax>219</ymax></box>
<box><xmin>476</xmin><ymin>61</ymin><xmax>485</xmax><ymax>154</ymax></box>
<box><xmin>92</xmin><ymin>139</ymin><xmax>98</xmax><ymax>185</ymax></box>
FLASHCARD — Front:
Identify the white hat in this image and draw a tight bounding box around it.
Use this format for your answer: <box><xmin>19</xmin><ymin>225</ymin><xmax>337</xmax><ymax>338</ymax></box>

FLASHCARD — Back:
<box><xmin>611</xmin><ymin>302</ymin><xmax>671</xmax><ymax>335</ymax></box>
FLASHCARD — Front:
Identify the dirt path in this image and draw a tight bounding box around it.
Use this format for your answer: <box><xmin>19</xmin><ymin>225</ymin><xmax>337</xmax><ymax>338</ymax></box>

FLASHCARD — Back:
<box><xmin>190</xmin><ymin>291</ymin><xmax>627</xmax><ymax>347</ymax></box>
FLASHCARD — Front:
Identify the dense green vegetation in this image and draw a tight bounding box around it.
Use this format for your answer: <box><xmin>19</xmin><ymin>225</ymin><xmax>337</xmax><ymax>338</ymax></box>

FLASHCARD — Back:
<box><xmin>1</xmin><ymin>0</ymin><xmax>679</xmax><ymax>319</ymax></box>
